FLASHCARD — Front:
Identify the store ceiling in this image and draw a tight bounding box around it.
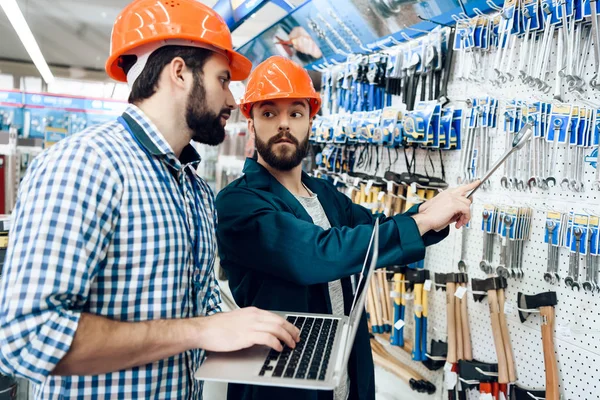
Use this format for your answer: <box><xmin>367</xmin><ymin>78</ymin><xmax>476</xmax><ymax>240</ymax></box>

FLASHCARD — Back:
<box><xmin>0</xmin><ymin>0</ymin><xmax>303</xmax><ymax>75</ymax></box>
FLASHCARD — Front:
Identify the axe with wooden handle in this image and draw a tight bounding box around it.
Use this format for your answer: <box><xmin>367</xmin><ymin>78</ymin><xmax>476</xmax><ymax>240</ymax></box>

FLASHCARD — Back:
<box><xmin>518</xmin><ymin>291</ymin><xmax>559</xmax><ymax>400</ymax></box>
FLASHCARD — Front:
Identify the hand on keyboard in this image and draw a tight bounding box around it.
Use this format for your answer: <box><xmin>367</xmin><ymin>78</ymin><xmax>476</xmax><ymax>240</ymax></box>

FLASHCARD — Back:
<box><xmin>195</xmin><ymin>307</ymin><xmax>300</xmax><ymax>352</ymax></box>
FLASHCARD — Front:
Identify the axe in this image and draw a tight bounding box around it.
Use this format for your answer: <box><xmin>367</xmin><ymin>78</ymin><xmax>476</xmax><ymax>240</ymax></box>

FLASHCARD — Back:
<box><xmin>495</xmin><ymin>277</ymin><xmax>516</xmax><ymax>382</ymax></box>
<box><xmin>479</xmin><ymin>277</ymin><xmax>510</xmax><ymax>384</ymax></box>
<box><xmin>457</xmin><ymin>273</ymin><xmax>472</xmax><ymax>361</ymax></box>
<box><xmin>517</xmin><ymin>292</ymin><xmax>559</xmax><ymax>400</ymax></box>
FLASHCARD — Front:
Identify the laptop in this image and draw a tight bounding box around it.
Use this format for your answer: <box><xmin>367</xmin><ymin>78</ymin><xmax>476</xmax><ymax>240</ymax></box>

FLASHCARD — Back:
<box><xmin>195</xmin><ymin>219</ymin><xmax>380</xmax><ymax>390</ymax></box>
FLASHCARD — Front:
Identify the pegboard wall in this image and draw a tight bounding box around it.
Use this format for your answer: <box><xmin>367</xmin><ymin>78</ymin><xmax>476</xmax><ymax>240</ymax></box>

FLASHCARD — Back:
<box><xmin>353</xmin><ymin>21</ymin><xmax>600</xmax><ymax>400</ymax></box>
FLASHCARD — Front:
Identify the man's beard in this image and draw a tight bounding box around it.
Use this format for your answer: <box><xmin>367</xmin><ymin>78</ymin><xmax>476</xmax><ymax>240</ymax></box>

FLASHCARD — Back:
<box><xmin>255</xmin><ymin>129</ymin><xmax>310</xmax><ymax>171</ymax></box>
<box><xmin>185</xmin><ymin>75</ymin><xmax>230</xmax><ymax>146</ymax></box>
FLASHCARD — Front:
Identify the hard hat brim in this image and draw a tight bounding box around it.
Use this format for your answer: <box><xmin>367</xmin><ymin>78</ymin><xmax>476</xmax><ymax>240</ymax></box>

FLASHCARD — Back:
<box><xmin>105</xmin><ymin>35</ymin><xmax>252</xmax><ymax>83</ymax></box>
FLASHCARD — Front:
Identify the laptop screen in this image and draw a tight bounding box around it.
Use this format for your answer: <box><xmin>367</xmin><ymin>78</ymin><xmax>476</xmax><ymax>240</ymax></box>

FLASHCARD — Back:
<box><xmin>340</xmin><ymin>219</ymin><xmax>379</xmax><ymax>363</ymax></box>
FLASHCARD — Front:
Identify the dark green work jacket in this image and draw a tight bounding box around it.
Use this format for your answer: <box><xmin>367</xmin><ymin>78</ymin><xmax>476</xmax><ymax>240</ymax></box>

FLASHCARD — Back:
<box><xmin>215</xmin><ymin>158</ymin><xmax>449</xmax><ymax>400</ymax></box>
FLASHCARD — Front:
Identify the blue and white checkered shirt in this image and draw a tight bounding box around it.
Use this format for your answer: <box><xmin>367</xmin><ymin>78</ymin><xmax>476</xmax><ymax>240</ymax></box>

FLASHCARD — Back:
<box><xmin>0</xmin><ymin>105</ymin><xmax>221</xmax><ymax>398</ymax></box>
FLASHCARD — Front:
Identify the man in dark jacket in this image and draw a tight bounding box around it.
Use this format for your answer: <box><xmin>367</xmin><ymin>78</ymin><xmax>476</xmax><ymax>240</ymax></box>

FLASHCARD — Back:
<box><xmin>215</xmin><ymin>56</ymin><xmax>477</xmax><ymax>400</ymax></box>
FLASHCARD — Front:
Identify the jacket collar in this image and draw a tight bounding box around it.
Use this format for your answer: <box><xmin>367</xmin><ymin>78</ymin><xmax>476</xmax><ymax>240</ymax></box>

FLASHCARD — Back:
<box><xmin>242</xmin><ymin>158</ymin><xmax>334</xmax><ymax>224</ymax></box>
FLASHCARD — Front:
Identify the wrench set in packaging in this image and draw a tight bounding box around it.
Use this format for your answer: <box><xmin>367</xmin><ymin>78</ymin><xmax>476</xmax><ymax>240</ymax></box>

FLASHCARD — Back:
<box><xmin>479</xmin><ymin>205</ymin><xmax>534</xmax><ymax>279</ymax></box>
<box><xmin>502</xmin><ymin>100</ymin><xmax>600</xmax><ymax>192</ymax></box>
<box><xmin>544</xmin><ymin>210</ymin><xmax>600</xmax><ymax>291</ymax></box>
<box><xmin>453</xmin><ymin>0</ymin><xmax>600</xmax><ymax>99</ymax></box>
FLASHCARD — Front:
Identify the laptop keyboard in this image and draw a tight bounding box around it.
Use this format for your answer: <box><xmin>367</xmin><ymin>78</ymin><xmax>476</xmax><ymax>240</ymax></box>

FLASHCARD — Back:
<box><xmin>259</xmin><ymin>315</ymin><xmax>339</xmax><ymax>381</ymax></box>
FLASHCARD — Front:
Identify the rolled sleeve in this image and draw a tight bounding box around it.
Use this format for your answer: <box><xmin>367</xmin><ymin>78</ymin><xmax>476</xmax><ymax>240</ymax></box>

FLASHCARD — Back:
<box><xmin>205</xmin><ymin>276</ymin><xmax>222</xmax><ymax>316</ymax></box>
<box><xmin>0</xmin><ymin>141</ymin><xmax>121</xmax><ymax>384</ymax></box>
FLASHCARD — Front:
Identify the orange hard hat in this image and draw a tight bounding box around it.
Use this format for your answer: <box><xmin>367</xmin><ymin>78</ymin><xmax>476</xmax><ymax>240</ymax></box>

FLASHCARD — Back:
<box><xmin>105</xmin><ymin>0</ymin><xmax>252</xmax><ymax>84</ymax></box>
<box><xmin>239</xmin><ymin>56</ymin><xmax>321</xmax><ymax>119</ymax></box>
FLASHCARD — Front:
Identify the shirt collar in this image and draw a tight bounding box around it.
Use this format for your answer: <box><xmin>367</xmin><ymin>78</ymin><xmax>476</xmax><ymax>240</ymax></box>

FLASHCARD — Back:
<box><xmin>123</xmin><ymin>104</ymin><xmax>202</xmax><ymax>168</ymax></box>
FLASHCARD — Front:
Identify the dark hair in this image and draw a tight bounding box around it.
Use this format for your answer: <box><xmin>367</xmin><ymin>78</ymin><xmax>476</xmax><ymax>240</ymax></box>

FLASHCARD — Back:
<box><xmin>119</xmin><ymin>46</ymin><xmax>213</xmax><ymax>104</ymax></box>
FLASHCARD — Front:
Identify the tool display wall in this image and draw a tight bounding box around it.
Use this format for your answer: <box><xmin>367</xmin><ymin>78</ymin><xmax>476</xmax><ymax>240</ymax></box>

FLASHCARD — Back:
<box><xmin>308</xmin><ymin>4</ymin><xmax>600</xmax><ymax>396</ymax></box>
<box><xmin>346</xmin><ymin>34</ymin><xmax>600</xmax><ymax>397</ymax></box>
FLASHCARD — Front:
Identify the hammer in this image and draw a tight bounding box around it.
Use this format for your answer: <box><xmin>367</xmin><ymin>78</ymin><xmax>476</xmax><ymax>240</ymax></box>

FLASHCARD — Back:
<box><xmin>517</xmin><ymin>291</ymin><xmax>559</xmax><ymax>400</ymax></box>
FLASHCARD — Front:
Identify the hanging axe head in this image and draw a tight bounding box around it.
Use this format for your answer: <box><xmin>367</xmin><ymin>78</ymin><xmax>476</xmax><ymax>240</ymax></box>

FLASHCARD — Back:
<box><xmin>434</xmin><ymin>273</ymin><xmax>448</xmax><ymax>291</ymax></box>
<box><xmin>517</xmin><ymin>292</ymin><xmax>557</xmax><ymax>323</ymax></box>
<box><xmin>511</xmin><ymin>384</ymin><xmax>545</xmax><ymax>400</ymax></box>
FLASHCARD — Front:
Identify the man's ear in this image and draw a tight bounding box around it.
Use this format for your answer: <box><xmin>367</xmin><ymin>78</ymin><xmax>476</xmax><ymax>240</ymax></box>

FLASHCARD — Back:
<box><xmin>167</xmin><ymin>57</ymin><xmax>187</xmax><ymax>89</ymax></box>
<box><xmin>247</xmin><ymin>118</ymin><xmax>255</xmax><ymax>139</ymax></box>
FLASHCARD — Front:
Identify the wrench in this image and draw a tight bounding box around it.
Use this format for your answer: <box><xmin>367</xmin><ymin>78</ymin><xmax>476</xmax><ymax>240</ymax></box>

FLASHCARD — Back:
<box><xmin>554</xmin><ymin>29</ymin><xmax>564</xmax><ymax>101</ymax></box>
<box><xmin>546</xmin><ymin>119</ymin><xmax>562</xmax><ymax>187</ymax></box>
<box><xmin>481</xmin><ymin>211</ymin><xmax>491</xmax><ymax>273</ymax></box>
<box><xmin>583</xmin><ymin>232</ymin><xmax>597</xmax><ymax>292</ymax></box>
<box><xmin>561</xmin><ymin>141</ymin><xmax>573</xmax><ymax>190</ymax></box>
<box><xmin>503</xmin><ymin>215</ymin><xmax>516</xmax><ymax>278</ymax></box>
<box><xmin>569</xmin><ymin>146</ymin><xmax>582</xmax><ymax>192</ymax></box>
<box><xmin>594</xmin><ymin>121</ymin><xmax>600</xmax><ymax>190</ymax></box>
<box><xmin>544</xmin><ymin>222</ymin><xmax>557</xmax><ymax>283</ymax></box>
<box><xmin>572</xmin><ymin>228</ymin><xmax>582</xmax><ymax>291</ymax></box>
<box><xmin>591</xmin><ymin>0</ymin><xmax>600</xmax><ymax>88</ymax></box>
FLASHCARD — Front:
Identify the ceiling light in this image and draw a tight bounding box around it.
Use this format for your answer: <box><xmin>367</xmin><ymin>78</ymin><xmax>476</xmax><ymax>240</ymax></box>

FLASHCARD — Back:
<box><xmin>0</xmin><ymin>0</ymin><xmax>55</xmax><ymax>84</ymax></box>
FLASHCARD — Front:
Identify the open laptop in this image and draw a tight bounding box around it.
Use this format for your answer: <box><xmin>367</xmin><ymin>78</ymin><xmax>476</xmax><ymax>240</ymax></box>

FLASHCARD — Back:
<box><xmin>195</xmin><ymin>219</ymin><xmax>380</xmax><ymax>390</ymax></box>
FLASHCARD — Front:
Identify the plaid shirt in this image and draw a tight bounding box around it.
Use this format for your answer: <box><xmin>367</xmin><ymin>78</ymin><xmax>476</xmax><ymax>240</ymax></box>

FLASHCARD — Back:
<box><xmin>0</xmin><ymin>105</ymin><xmax>221</xmax><ymax>399</ymax></box>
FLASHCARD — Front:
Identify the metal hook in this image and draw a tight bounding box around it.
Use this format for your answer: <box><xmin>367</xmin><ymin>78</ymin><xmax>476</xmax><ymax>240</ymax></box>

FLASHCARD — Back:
<box><xmin>457</xmin><ymin>0</ymin><xmax>470</xmax><ymax>17</ymax></box>
<box><xmin>473</xmin><ymin>7</ymin><xmax>486</xmax><ymax>16</ymax></box>
<box><xmin>389</xmin><ymin>36</ymin><xmax>404</xmax><ymax>46</ymax></box>
<box><xmin>399</xmin><ymin>31</ymin><xmax>411</xmax><ymax>41</ymax></box>
<box><xmin>527</xmin><ymin>392</ymin><xmax>544</xmax><ymax>400</ymax></box>
<box><xmin>486</xmin><ymin>0</ymin><xmax>504</xmax><ymax>11</ymax></box>
<box><xmin>417</xmin><ymin>15</ymin><xmax>454</xmax><ymax>27</ymax></box>
<box><xmin>475</xmin><ymin>367</ymin><xmax>499</xmax><ymax>377</ymax></box>
<box><xmin>402</xmin><ymin>24</ymin><xmax>430</xmax><ymax>34</ymax></box>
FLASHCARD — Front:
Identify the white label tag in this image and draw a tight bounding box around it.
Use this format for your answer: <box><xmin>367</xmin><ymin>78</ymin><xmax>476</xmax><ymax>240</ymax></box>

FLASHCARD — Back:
<box><xmin>378</xmin><ymin>191</ymin><xmax>386</xmax><ymax>201</ymax></box>
<box><xmin>444</xmin><ymin>362</ymin><xmax>453</xmax><ymax>372</ymax></box>
<box><xmin>445</xmin><ymin>370</ymin><xmax>457</xmax><ymax>389</ymax></box>
<box><xmin>410</xmin><ymin>182</ymin><xmax>417</xmax><ymax>193</ymax></box>
<box><xmin>387</xmin><ymin>181</ymin><xmax>394</xmax><ymax>193</ymax></box>
<box><xmin>557</xmin><ymin>324</ymin><xmax>572</xmax><ymax>339</ymax></box>
<box><xmin>394</xmin><ymin>319</ymin><xmax>405</xmax><ymax>330</ymax></box>
<box><xmin>479</xmin><ymin>394</ymin><xmax>494</xmax><ymax>400</ymax></box>
<box><xmin>390</xmin><ymin>290</ymin><xmax>401</xmax><ymax>298</ymax></box>
<box><xmin>333</xmin><ymin>177</ymin><xmax>339</xmax><ymax>186</ymax></box>
<box><xmin>354</xmin><ymin>177</ymin><xmax>361</xmax><ymax>187</ymax></box>
<box><xmin>504</xmin><ymin>301</ymin><xmax>514</xmax><ymax>315</ymax></box>
<box><xmin>424</xmin><ymin>279</ymin><xmax>433</xmax><ymax>292</ymax></box>
<box><xmin>403</xmin><ymin>293</ymin><xmax>414</xmax><ymax>301</ymax></box>
<box><xmin>342</xmin><ymin>173</ymin><xmax>349</xmax><ymax>182</ymax></box>
<box><xmin>454</xmin><ymin>286</ymin><xmax>468</xmax><ymax>299</ymax></box>
<box><xmin>366</xmin><ymin>180</ymin><xmax>374</xmax><ymax>193</ymax></box>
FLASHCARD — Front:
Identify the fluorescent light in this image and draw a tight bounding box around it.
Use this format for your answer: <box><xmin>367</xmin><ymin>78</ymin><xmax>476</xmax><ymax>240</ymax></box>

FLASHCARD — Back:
<box><xmin>0</xmin><ymin>0</ymin><xmax>55</xmax><ymax>84</ymax></box>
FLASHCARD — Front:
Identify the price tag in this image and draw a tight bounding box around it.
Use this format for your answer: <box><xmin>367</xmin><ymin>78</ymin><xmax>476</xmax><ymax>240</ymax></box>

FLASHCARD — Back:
<box><xmin>444</xmin><ymin>370</ymin><xmax>457</xmax><ymax>390</ymax></box>
<box><xmin>557</xmin><ymin>324</ymin><xmax>573</xmax><ymax>339</ymax></box>
<box><xmin>424</xmin><ymin>279</ymin><xmax>433</xmax><ymax>292</ymax></box>
<box><xmin>365</xmin><ymin>180</ymin><xmax>374</xmax><ymax>193</ymax></box>
<box><xmin>504</xmin><ymin>301</ymin><xmax>514</xmax><ymax>315</ymax></box>
<box><xmin>410</xmin><ymin>182</ymin><xmax>417</xmax><ymax>193</ymax></box>
<box><xmin>394</xmin><ymin>319</ymin><xmax>405</xmax><ymax>330</ymax></box>
<box><xmin>444</xmin><ymin>362</ymin><xmax>453</xmax><ymax>372</ymax></box>
<box><xmin>390</xmin><ymin>290</ymin><xmax>401</xmax><ymax>298</ymax></box>
<box><xmin>342</xmin><ymin>173</ymin><xmax>349</xmax><ymax>182</ymax></box>
<box><xmin>354</xmin><ymin>177</ymin><xmax>361</xmax><ymax>187</ymax></box>
<box><xmin>387</xmin><ymin>180</ymin><xmax>394</xmax><ymax>193</ymax></box>
<box><xmin>454</xmin><ymin>286</ymin><xmax>468</xmax><ymax>299</ymax></box>
<box><xmin>333</xmin><ymin>177</ymin><xmax>339</xmax><ymax>186</ymax></box>
<box><xmin>378</xmin><ymin>191</ymin><xmax>386</xmax><ymax>201</ymax></box>
<box><xmin>480</xmin><ymin>394</ymin><xmax>494</xmax><ymax>400</ymax></box>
